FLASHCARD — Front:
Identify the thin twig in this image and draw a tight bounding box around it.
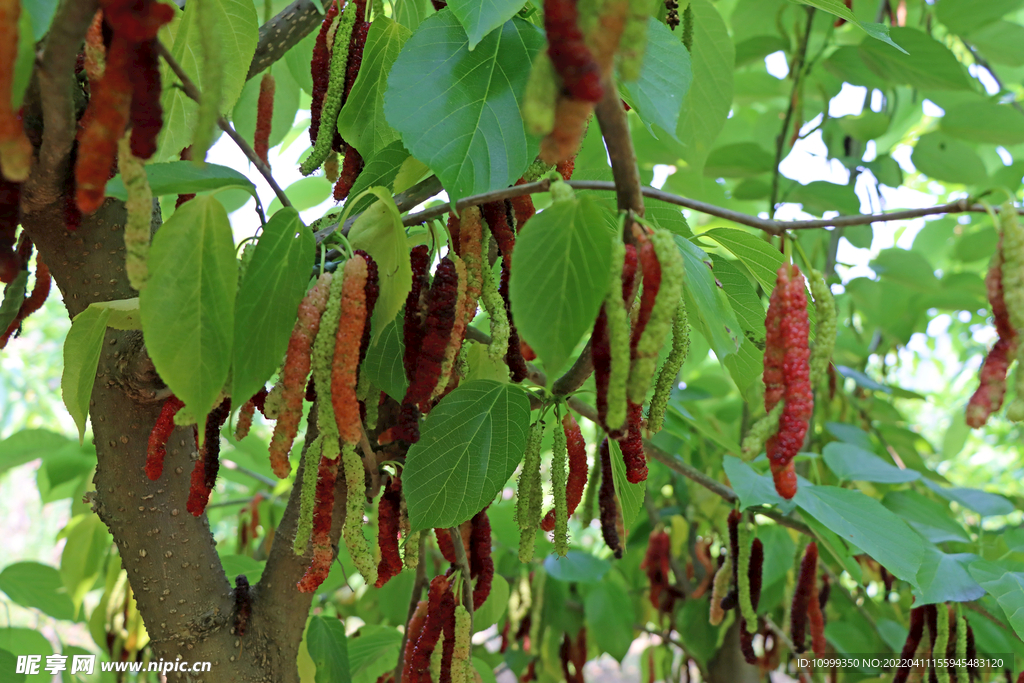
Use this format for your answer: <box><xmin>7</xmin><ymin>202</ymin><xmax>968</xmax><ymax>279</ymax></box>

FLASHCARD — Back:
<box><xmin>594</xmin><ymin>84</ymin><xmax>645</xmax><ymax>220</ymax></box>
<box><xmin>395</xmin><ymin>533</ymin><xmax>427</xmax><ymax>682</ymax></box>
<box><xmin>448</xmin><ymin>527</ymin><xmax>475</xmax><ymax>628</ymax></box>
<box><xmin>397</xmin><ymin>178</ymin><xmax>1016</xmax><ymax>237</ymax></box>
<box><xmin>155</xmin><ymin>41</ymin><xmax>288</xmax><ymax>216</ymax></box>
<box><xmin>769</xmin><ymin>7</ymin><xmax>816</xmax><ymax>217</ymax></box>
<box><xmin>25</xmin><ymin>0</ymin><xmax>100</xmax><ymax>208</ymax></box>
<box><xmin>220</xmin><ymin>460</ymin><xmax>278</xmax><ymax>488</ymax></box>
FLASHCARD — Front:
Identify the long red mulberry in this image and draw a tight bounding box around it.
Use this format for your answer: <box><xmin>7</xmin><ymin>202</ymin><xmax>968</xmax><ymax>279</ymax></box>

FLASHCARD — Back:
<box><xmin>406</xmin><ymin>257</ymin><xmax>459</xmax><ymax>412</ymax></box>
<box><xmin>254</xmin><ymin>73</ymin><xmax>275</xmax><ymax>166</ymax></box>
<box><xmin>594</xmin><ymin>243</ymin><xmax>638</xmax><ymax>435</ymax></box>
<box><xmin>126</xmin><ymin>38</ymin><xmax>164</xmax><ymax>160</ymax></box>
<box><xmin>186</xmin><ymin>398</ymin><xmax>231</xmax><ymax>517</ymax></box>
<box><xmin>332</xmin><ymin>254</ymin><xmax>368</xmax><ymax>444</ymax></box>
<box><xmin>597</xmin><ymin>438</ymin><xmax>623</xmax><ymax>558</ymax></box>
<box><xmin>967</xmin><ymin>248</ymin><xmax>1018</xmax><ymax>427</ymax></box>
<box><xmin>791</xmin><ymin>542</ymin><xmax>818</xmax><ymax>653</ymax></box>
<box><xmin>375</xmin><ymin>475</ymin><xmax>403</xmax><ymax>588</ymax></box>
<box><xmin>543</xmin><ymin>0</ymin><xmax>604</xmax><ymax>102</ymax></box>
<box><xmin>402</xmin><ymin>599</ymin><xmax>429</xmax><ymax>683</ymax></box>
<box><xmin>333</xmin><ymin>144</ymin><xmax>363</xmax><ymax>201</ymax></box>
<box><xmin>145</xmin><ymin>395</ymin><xmax>184</xmax><ymax>480</ymax></box>
<box><xmin>470</xmin><ymin>508</ymin><xmax>494</xmax><ymax>609</ymax></box>
<box><xmin>297</xmin><ymin>453</ymin><xmax>341</xmax><ymax>592</ymax></box>
<box><xmin>234</xmin><ymin>387</ymin><xmax>268</xmax><ymax>441</ymax></box>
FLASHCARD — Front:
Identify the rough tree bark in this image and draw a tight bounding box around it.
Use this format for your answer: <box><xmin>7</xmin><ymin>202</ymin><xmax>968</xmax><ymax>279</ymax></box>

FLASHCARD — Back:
<box><xmin>17</xmin><ymin>0</ymin><xmax>330</xmax><ymax>680</ymax></box>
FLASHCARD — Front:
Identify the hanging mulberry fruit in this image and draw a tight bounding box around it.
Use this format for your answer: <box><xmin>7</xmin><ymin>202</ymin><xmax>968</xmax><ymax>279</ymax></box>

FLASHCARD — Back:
<box><xmin>597</xmin><ymin>438</ymin><xmax>623</xmax><ymax>558</ymax></box>
<box><xmin>341</xmin><ymin>442</ymin><xmax>377</xmax><ymax>583</ymax></box>
<box><xmin>594</xmin><ymin>242</ymin><xmax>638</xmax><ymax>435</ymax></box>
<box><xmin>517</xmin><ymin>420</ymin><xmax>545</xmax><ymax>562</ymax></box>
<box><xmin>117</xmin><ymin>135</ymin><xmax>152</xmax><ymax>291</ymax></box>
<box><xmin>543</xmin><ymin>0</ymin><xmax>604</xmax><ymax>102</ymax></box>
<box><xmin>375</xmin><ymin>474</ymin><xmax>403</xmax><ymax>588</ymax></box>
<box><xmin>297</xmin><ymin>453</ymin><xmax>341</xmax><ymax>592</ymax></box>
<box><xmin>254</xmin><ymin>73</ymin><xmax>276</xmax><ymax>166</ymax></box>
<box><xmin>310</xmin><ymin>0</ymin><xmax>341</xmax><ymax>146</ymax></box>
<box><xmin>145</xmin><ymin>395</ymin><xmax>184</xmax><ymax>480</ymax></box>
<box><xmin>186</xmin><ymin>398</ymin><xmax>231</xmax><ymax>516</ymax></box>
<box><xmin>234</xmin><ymin>387</ymin><xmax>268</xmax><ymax>441</ymax></box>
<box><xmin>541</xmin><ymin>413</ymin><xmax>587</xmax><ymax>531</ymax></box>
<box><xmin>470</xmin><ymin>508</ymin><xmax>494</xmax><ymax>610</ymax></box>
<box><xmin>332</xmin><ymin>254</ymin><xmax>369</xmax><ymax>445</ymax></box>
<box><xmin>791</xmin><ymin>542</ymin><xmax>818</xmax><ymax>653</ymax></box>
<box><xmin>405</xmin><ymin>257</ymin><xmax>459</xmax><ymax>413</ymax></box>
<box><xmin>647</xmin><ymin>298</ymin><xmax>688</xmax><ymax>434</ymax></box>
<box><xmin>618</xmin><ymin>401</ymin><xmax>646</xmax><ymax>483</ymax></box>
<box><xmin>0</xmin><ymin>0</ymin><xmax>32</xmax><ymax>182</ymax></box>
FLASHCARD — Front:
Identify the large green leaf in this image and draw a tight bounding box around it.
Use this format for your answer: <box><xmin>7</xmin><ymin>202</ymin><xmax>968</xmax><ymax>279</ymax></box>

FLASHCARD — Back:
<box><xmin>795</xmin><ymin>483</ymin><xmax>926</xmax><ymax>584</ymax></box>
<box><xmin>345</xmin><ymin>140</ymin><xmax>413</xmax><ymax>216</ymax></box>
<box><xmin>710</xmin><ymin>256</ymin><xmax>764</xmax><ymax>341</ymax></box>
<box><xmin>822</xmin><ymin>442</ymin><xmax>921</xmax><ymax>484</ymax></box>
<box><xmin>0</xmin><ymin>429</ymin><xmax>73</xmax><ymax>476</ymax></box>
<box><xmin>472</xmin><ymin>574</ymin><xmax>510</xmax><ymax>632</ymax></box>
<box><xmin>620</xmin><ymin>19</ymin><xmax>691</xmax><ymax>140</ymax></box>
<box><xmin>307</xmin><ymin>616</ymin><xmax>350</xmax><ymax>683</ymax></box>
<box><xmin>61</xmin><ymin>305</ymin><xmax>111</xmax><ymax>442</ymax></box>
<box><xmin>882</xmin><ymin>490</ymin><xmax>971</xmax><ymax>544</ymax></box>
<box><xmin>543</xmin><ymin>551</ymin><xmax>611</xmax><ymax>584</ymax></box>
<box><xmin>59</xmin><ymin>514</ymin><xmax>110</xmax><ymax>616</ymax></box>
<box><xmin>347</xmin><ymin>189</ymin><xmax>413</xmax><ymax>343</ymax></box>
<box><xmin>922</xmin><ymin>479</ymin><xmax>1016</xmax><ymax>517</ymax></box>
<box><xmin>448</xmin><ymin>0</ymin><xmax>523</xmax><ymax>49</ymax></box>
<box><xmin>936</xmin><ymin>0</ymin><xmax>1024</xmax><ymax>35</ymax></box>
<box><xmin>348</xmin><ymin>626</ymin><xmax>402</xmax><ymax>683</ymax></box>
<box><xmin>859</xmin><ymin>27</ymin><xmax>970</xmax><ymax>91</ymax></box>
<box><xmin>155</xmin><ymin>0</ymin><xmax>259</xmax><ymax>161</ymax></box>
<box><xmin>940</xmin><ymin>101</ymin><xmax>1024</xmax><ymax>146</ymax></box>
<box><xmin>911</xmin><ymin>133</ymin><xmax>988</xmax><ymax>186</ymax></box>
<box><xmin>675</xmin><ymin>237</ymin><xmax>741</xmax><ymax>360</ymax></box>
<box><xmin>105</xmin><ymin>162</ymin><xmax>257</xmax><ymax>202</ymax></box>
<box><xmin>674</xmin><ymin>0</ymin><xmax>734</xmax><ymax>171</ymax></box>
<box><xmin>722</xmin><ymin>456</ymin><xmax>794</xmax><ymax>512</ymax></box>
<box><xmin>0</xmin><ymin>562</ymin><xmax>75</xmax><ymax>621</ymax></box>
<box><xmin>337</xmin><ymin>17</ymin><xmax>411</xmax><ymax>159</ymax></box>
<box><xmin>608</xmin><ymin>439</ymin><xmax>645</xmax><ymax>532</ymax></box>
<box><xmin>969</xmin><ymin>559</ymin><xmax>1024</xmax><ymax>642</ymax></box>
<box><xmin>384</xmin><ymin>11</ymin><xmax>544</xmax><ymax>200</ymax></box>
<box><xmin>703</xmin><ymin>227</ymin><xmax>783</xmax><ymax>293</ymax></box>
<box><xmin>704</xmin><ymin>143</ymin><xmax>775</xmax><ymax>178</ymax></box>
<box><xmin>509</xmin><ymin>195</ymin><xmax>615</xmax><ymax>378</ymax></box>
<box><xmin>232</xmin><ymin>208</ymin><xmax>314</xmax><ymax>406</ymax></box>
<box><xmin>967</xmin><ymin>21</ymin><xmax>1024</xmax><ymax>67</ymax></box>
<box><xmin>403</xmin><ymin>380</ymin><xmax>532</xmax><ymax>531</ymax></box>
<box><xmin>584</xmin><ymin>582</ymin><xmax>634</xmax><ymax>662</ymax></box>
<box><xmin>140</xmin><ymin>196</ymin><xmax>238</xmax><ymax>436</ymax></box>
<box><xmin>360</xmin><ymin>317</ymin><xmax>407</xmax><ymax>401</ymax></box>
<box><xmin>913</xmin><ymin>548</ymin><xmax>984</xmax><ymax>605</ymax></box>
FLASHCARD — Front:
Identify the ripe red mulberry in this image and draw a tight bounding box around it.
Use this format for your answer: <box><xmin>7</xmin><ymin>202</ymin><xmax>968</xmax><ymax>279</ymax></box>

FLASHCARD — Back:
<box><xmin>145</xmin><ymin>395</ymin><xmax>184</xmax><ymax>480</ymax></box>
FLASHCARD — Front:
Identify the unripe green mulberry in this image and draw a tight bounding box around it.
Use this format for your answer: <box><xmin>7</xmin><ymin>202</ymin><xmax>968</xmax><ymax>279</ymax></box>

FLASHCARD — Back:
<box><xmin>934</xmin><ymin>604</ymin><xmax>951</xmax><ymax>683</ymax></box>
<box><xmin>293</xmin><ymin>435</ymin><xmax>324</xmax><ymax>555</ymax></box>
<box><xmin>736</xmin><ymin>518</ymin><xmax>757</xmax><ymax>633</ymax></box>
<box><xmin>480</xmin><ymin>226</ymin><xmax>510</xmax><ymax>366</ymax></box>
<box><xmin>312</xmin><ymin>269</ymin><xmax>346</xmax><ymax>460</ymax></box>
<box><xmin>709</xmin><ymin>554</ymin><xmax>732</xmax><ymax>626</ymax></box>
<box><xmin>605</xmin><ymin>240</ymin><xmax>631</xmax><ymax>433</ymax></box>
<box><xmin>118</xmin><ymin>136</ymin><xmax>152</xmax><ymax>291</ymax></box>
<box><xmin>342</xmin><ymin>442</ymin><xmax>377</xmax><ymax>584</ymax></box>
<box><xmin>551</xmin><ymin>409</ymin><xmax>569</xmax><ymax>556</ymax></box>
<box><xmin>523</xmin><ymin>51</ymin><xmax>558</xmax><ymax>136</ymax></box>
<box><xmin>1000</xmin><ymin>202</ymin><xmax>1024</xmax><ymax>421</ymax></box>
<box><xmin>647</xmin><ymin>298</ymin><xmax>689</xmax><ymax>433</ymax></box>
<box><xmin>741</xmin><ymin>401</ymin><xmax>784</xmax><ymax>458</ymax></box>
<box><xmin>808</xmin><ymin>270</ymin><xmax>836</xmax><ymax>389</ymax></box>
<box><xmin>517</xmin><ymin>420</ymin><xmax>545</xmax><ymax>562</ymax></box>
<box><xmin>619</xmin><ymin>0</ymin><xmax>650</xmax><ymax>81</ymax></box>
<box><xmin>299</xmin><ymin>3</ymin><xmax>356</xmax><ymax>176</ymax></box>
<box><xmin>628</xmin><ymin>229</ymin><xmax>685</xmax><ymax>404</ymax></box>
<box><xmin>954</xmin><ymin>604</ymin><xmax>968</xmax><ymax>683</ymax></box>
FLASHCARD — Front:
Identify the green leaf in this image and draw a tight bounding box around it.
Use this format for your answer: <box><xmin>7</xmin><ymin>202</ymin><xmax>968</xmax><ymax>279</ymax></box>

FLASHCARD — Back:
<box><xmin>703</xmin><ymin>143</ymin><xmax>775</xmax><ymax>178</ymax></box>
<box><xmin>822</xmin><ymin>442</ymin><xmax>921</xmax><ymax>484</ymax></box>
<box><xmin>59</xmin><ymin>514</ymin><xmax>111</xmax><ymax>617</ymax></box>
<box><xmin>922</xmin><ymin>480</ymin><xmax>1016</xmax><ymax>517</ymax></box>
<box><xmin>784</xmin><ymin>180</ymin><xmax>861</xmax><ymax>216</ymax></box>
<box><xmin>968</xmin><ymin>559</ymin><xmax>1024</xmax><ymax>642</ymax></box>
<box><xmin>232</xmin><ymin>208</ymin><xmax>314</xmax><ymax>408</ymax></box>
<box><xmin>360</xmin><ymin>316</ymin><xmax>407</xmax><ymax>401</ymax></box>
<box><xmin>859</xmin><ymin>27</ymin><xmax>970</xmax><ymax>91</ymax></box>
<box><xmin>871</xmin><ymin>248</ymin><xmax>939</xmax><ymax>292</ymax></box>
<box><xmin>403</xmin><ymin>380</ymin><xmax>532</xmax><ymax>531</ymax></box>
<box><xmin>90</xmin><ymin>298</ymin><xmax>142</xmax><ymax>330</ymax></box>
<box><xmin>836</xmin><ymin>111</ymin><xmax>891</xmax><ymax>141</ymax></box>
<box><xmin>61</xmin><ymin>305</ymin><xmax>111</xmax><ymax>442</ymax></box>
<box><xmin>155</xmin><ymin>0</ymin><xmax>259</xmax><ymax>161</ymax></box>
<box><xmin>219</xmin><ymin>554</ymin><xmax>265</xmax><ymax>584</ymax></box>
<box><xmin>448</xmin><ymin>0</ymin><xmax>523</xmax><ymax>49</ymax></box>
<box><xmin>0</xmin><ymin>649</ymin><xmax>23</xmax><ymax>683</ymax></box>
<box><xmin>608</xmin><ymin>439</ymin><xmax>645</xmax><ymax>531</ymax></box>
<box><xmin>703</xmin><ymin>227</ymin><xmax>783</xmax><ymax>293</ymax></box>
<box><xmin>472</xmin><ymin>574</ymin><xmax>510</xmax><ymax>632</ymax></box>
<box><xmin>21</xmin><ymin>0</ymin><xmax>57</xmax><ymax>41</ymax></box>
<box><xmin>758</xmin><ymin>525</ymin><xmax>796</xmax><ymax>589</ymax></box>
<box><xmin>509</xmin><ymin>196</ymin><xmax>615</xmax><ymax>377</ymax></box>
<box><xmin>911</xmin><ymin>133</ymin><xmax>988</xmax><ymax>185</ymax></box>
<box><xmin>940</xmin><ymin>101</ymin><xmax>1024</xmax><ymax>146</ymax></box>
<box><xmin>347</xmin><ymin>626</ymin><xmax>402</xmax><ymax>683</ymax></box>
<box><xmin>140</xmin><ymin>196</ymin><xmax>238</xmax><ymax>437</ymax></box>
<box><xmin>795</xmin><ymin>0</ymin><xmax>906</xmax><ymax>51</ymax></box>
<box><xmin>347</xmin><ymin>189</ymin><xmax>413</xmax><ymax>344</ymax></box>
<box><xmin>675</xmin><ymin>237</ymin><xmax>741</xmax><ymax>360</ymax></box>
<box><xmin>338</xmin><ymin>17</ymin><xmax>411</xmax><ymax>159</ymax></box>
<box><xmin>270</xmin><ymin>177</ymin><xmax>333</xmax><ymax>214</ymax></box>
<box><xmin>384</xmin><ymin>11</ymin><xmax>544</xmax><ymax>200</ymax></box>
<box><xmin>346</xmin><ymin>140</ymin><xmax>412</xmax><ymax>216</ymax></box>
<box><xmin>394</xmin><ymin>0</ymin><xmax>433</xmax><ymax>31</ymax></box>
<box><xmin>795</xmin><ymin>483</ymin><xmax>926</xmax><ymax>583</ymax></box>
<box><xmin>711</xmin><ymin>256</ymin><xmax>764</xmax><ymax>341</ymax></box>
<box><xmin>722</xmin><ymin>456</ymin><xmax>793</xmax><ymax>511</ymax></box>
<box><xmin>965</xmin><ymin>21</ymin><xmax>1024</xmax><ymax>67</ymax></box>
<box><xmin>826</xmin><ymin>421</ymin><xmax>875</xmax><ymax>451</ymax></box>
<box><xmin>584</xmin><ymin>582</ymin><xmax>634</xmax><ymax>662</ymax></box>
<box><xmin>913</xmin><ymin>548</ymin><xmax>984</xmax><ymax>605</ymax></box>
<box><xmin>0</xmin><ymin>271</ymin><xmax>27</xmax><ymax>335</ymax></box>
<box><xmin>0</xmin><ymin>562</ymin><xmax>75</xmax><ymax>621</ymax></box>
<box><xmin>0</xmin><ymin>629</ymin><xmax>51</xmax><ymax>662</ymax></box>
<box><xmin>674</xmin><ymin>0</ymin><xmax>734</xmax><ymax>171</ymax></box>
<box><xmin>936</xmin><ymin>0</ymin><xmax>1024</xmax><ymax>35</ymax></box>
<box><xmin>0</xmin><ymin>429</ymin><xmax>73</xmax><ymax>476</ymax></box>
<box><xmin>881</xmin><ymin>490</ymin><xmax>971</xmax><ymax>544</ymax></box>
<box><xmin>620</xmin><ymin>19</ymin><xmax>691</xmax><ymax>139</ymax></box>
<box><xmin>307</xmin><ymin>616</ymin><xmax>350</xmax><ymax>683</ymax></box>
<box><xmin>544</xmin><ymin>551</ymin><xmax>611</xmax><ymax>584</ymax></box>
<box><xmin>232</xmin><ymin>66</ymin><xmax>301</xmax><ymax>155</ymax></box>
<box><xmin>105</xmin><ymin>161</ymin><xmax>258</xmax><ymax>202</ymax></box>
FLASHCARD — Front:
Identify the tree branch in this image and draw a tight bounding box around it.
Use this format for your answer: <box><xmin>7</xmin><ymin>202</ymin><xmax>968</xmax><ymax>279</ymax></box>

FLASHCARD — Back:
<box><xmin>247</xmin><ymin>0</ymin><xmax>324</xmax><ymax>81</ymax></box>
<box><xmin>594</xmin><ymin>84</ymin><xmax>645</xmax><ymax>218</ymax></box>
<box><xmin>24</xmin><ymin>0</ymin><xmax>99</xmax><ymax>209</ymax></box>
<box><xmin>769</xmin><ymin>7</ymin><xmax>815</xmax><ymax>217</ymax></box>
<box><xmin>155</xmin><ymin>41</ymin><xmax>289</xmax><ymax>214</ymax></box>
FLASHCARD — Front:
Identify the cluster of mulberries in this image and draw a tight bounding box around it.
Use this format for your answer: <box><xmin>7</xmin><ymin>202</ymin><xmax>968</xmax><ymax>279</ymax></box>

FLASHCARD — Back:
<box><xmin>482</xmin><ymin>201</ymin><xmax>529</xmax><ymax>381</ymax></box>
<box><xmin>593</xmin><ymin>242</ymin><xmax>638</xmax><ymax>436</ymax></box>
<box><xmin>75</xmin><ymin>0</ymin><xmax>173</xmax><ymax>214</ymax></box>
<box><xmin>297</xmin><ymin>452</ymin><xmax>340</xmax><ymax>592</ymax></box>
<box><xmin>403</xmin><ymin>575</ymin><xmax>457</xmax><ymax>683</ymax></box>
<box><xmin>0</xmin><ymin>0</ymin><xmax>31</xmax><ymax>183</ymax></box>
<box><xmin>541</xmin><ymin>413</ymin><xmax>588</xmax><ymax>532</ymax></box>
<box><xmin>762</xmin><ymin>264</ymin><xmax>812</xmax><ymax>499</ymax></box>
<box><xmin>641</xmin><ymin>530</ymin><xmax>677</xmax><ymax>615</ymax></box>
